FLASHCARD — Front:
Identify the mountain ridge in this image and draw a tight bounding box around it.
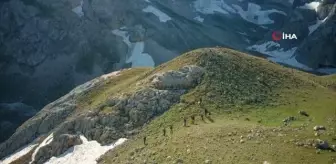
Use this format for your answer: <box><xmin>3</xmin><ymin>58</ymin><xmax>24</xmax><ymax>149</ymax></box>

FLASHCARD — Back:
<box><xmin>1</xmin><ymin>48</ymin><xmax>336</xmax><ymax>164</ymax></box>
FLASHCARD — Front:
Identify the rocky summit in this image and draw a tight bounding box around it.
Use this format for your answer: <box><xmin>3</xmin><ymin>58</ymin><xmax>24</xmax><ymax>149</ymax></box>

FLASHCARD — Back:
<box><xmin>0</xmin><ymin>48</ymin><xmax>335</xmax><ymax>164</ymax></box>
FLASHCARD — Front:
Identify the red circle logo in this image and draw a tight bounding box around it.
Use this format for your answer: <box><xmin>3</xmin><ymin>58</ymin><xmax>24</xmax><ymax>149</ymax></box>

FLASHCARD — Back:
<box><xmin>272</xmin><ymin>31</ymin><xmax>282</xmax><ymax>41</ymax></box>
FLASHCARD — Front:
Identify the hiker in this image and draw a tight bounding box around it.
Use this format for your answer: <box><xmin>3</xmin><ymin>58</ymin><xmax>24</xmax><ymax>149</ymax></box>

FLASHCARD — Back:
<box><xmin>143</xmin><ymin>136</ymin><xmax>147</xmax><ymax>145</ymax></box>
<box><xmin>200</xmin><ymin>114</ymin><xmax>204</xmax><ymax>121</ymax></box>
<box><xmin>183</xmin><ymin>118</ymin><xmax>187</xmax><ymax>127</ymax></box>
<box><xmin>169</xmin><ymin>125</ymin><xmax>173</xmax><ymax>134</ymax></box>
<box><xmin>198</xmin><ymin>98</ymin><xmax>203</xmax><ymax>106</ymax></box>
<box><xmin>204</xmin><ymin>108</ymin><xmax>211</xmax><ymax>116</ymax></box>
<box><xmin>163</xmin><ymin>128</ymin><xmax>166</xmax><ymax>136</ymax></box>
<box><xmin>191</xmin><ymin>115</ymin><xmax>195</xmax><ymax>124</ymax></box>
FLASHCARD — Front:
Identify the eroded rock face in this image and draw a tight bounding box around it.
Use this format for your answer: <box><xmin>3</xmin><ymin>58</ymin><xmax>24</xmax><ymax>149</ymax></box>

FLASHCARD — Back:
<box><xmin>0</xmin><ymin>66</ymin><xmax>205</xmax><ymax>162</ymax></box>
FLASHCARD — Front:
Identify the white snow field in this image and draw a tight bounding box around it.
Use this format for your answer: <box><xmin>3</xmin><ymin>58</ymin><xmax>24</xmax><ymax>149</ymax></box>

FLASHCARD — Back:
<box><xmin>247</xmin><ymin>42</ymin><xmax>310</xmax><ymax>70</ymax></box>
<box><xmin>309</xmin><ymin>16</ymin><xmax>328</xmax><ymax>35</ymax></box>
<box><xmin>194</xmin><ymin>0</ymin><xmax>236</xmax><ymax>15</ymax></box>
<box><xmin>232</xmin><ymin>3</ymin><xmax>286</xmax><ymax>25</ymax></box>
<box><xmin>72</xmin><ymin>0</ymin><xmax>84</xmax><ymax>17</ymax></box>
<box><xmin>45</xmin><ymin>136</ymin><xmax>127</xmax><ymax>164</ymax></box>
<box><xmin>112</xmin><ymin>28</ymin><xmax>155</xmax><ymax>67</ymax></box>
<box><xmin>248</xmin><ymin>42</ymin><xmax>336</xmax><ymax>74</ymax></box>
<box><xmin>298</xmin><ymin>1</ymin><xmax>320</xmax><ymax>12</ymax></box>
<box><xmin>0</xmin><ymin>143</ymin><xmax>38</xmax><ymax>164</ymax></box>
<box><xmin>127</xmin><ymin>42</ymin><xmax>155</xmax><ymax>67</ymax></box>
<box><xmin>142</xmin><ymin>5</ymin><xmax>172</xmax><ymax>22</ymax></box>
<box><xmin>194</xmin><ymin>16</ymin><xmax>205</xmax><ymax>22</ymax></box>
<box><xmin>194</xmin><ymin>0</ymin><xmax>286</xmax><ymax>25</ymax></box>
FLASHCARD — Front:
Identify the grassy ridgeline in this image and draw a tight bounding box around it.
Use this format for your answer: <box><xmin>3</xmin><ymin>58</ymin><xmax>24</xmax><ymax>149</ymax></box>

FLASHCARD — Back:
<box><xmin>94</xmin><ymin>48</ymin><xmax>336</xmax><ymax>164</ymax></box>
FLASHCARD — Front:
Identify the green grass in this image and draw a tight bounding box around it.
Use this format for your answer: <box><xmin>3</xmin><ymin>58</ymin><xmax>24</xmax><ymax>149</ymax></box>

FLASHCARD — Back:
<box><xmin>92</xmin><ymin>48</ymin><xmax>336</xmax><ymax>164</ymax></box>
<box><xmin>76</xmin><ymin>68</ymin><xmax>152</xmax><ymax>111</ymax></box>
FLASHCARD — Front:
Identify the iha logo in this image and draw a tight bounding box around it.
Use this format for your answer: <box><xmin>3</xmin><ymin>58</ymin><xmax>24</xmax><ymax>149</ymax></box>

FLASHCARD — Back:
<box><xmin>272</xmin><ymin>31</ymin><xmax>297</xmax><ymax>41</ymax></box>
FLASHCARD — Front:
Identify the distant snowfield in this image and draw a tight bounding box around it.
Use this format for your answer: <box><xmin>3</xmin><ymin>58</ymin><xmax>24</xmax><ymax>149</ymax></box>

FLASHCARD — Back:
<box><xmin>112</xmin><ymin>28</ymin><xmax>155</xmax><ymax>67</ymax></box>
<box><xmin>247</xmin><ymin>42</ymin><xmax>336</xmax><ymax>74</ymax></box>
<box><xmin>142</xmin><ymin>6</ymin><xmax>172</xmax><ymax>22</ymax></box>
<box><xmin>309</xmin><ymin>16</ymin><xmax>328</xmax><ymax>35</ymax></box>
<box><xmin>248</xmin><ymin>42</ymin><xmax>310</xmax><ymax>70</ymax></box>
<box><xmin>45</xmin><ymin>136</ymin><xmax>127</xmax><ymax>164</ymax></box>
<box><xmin>194</xmin><ymin>16</ymin><xmax>204</xmax><ymax>22</ymax></box>
<box><xmin>194</xmin><ymin>0</ymin><xmax>235</xmax><ymax>15</ymax></box>
<box><xmin>127</xmin><ymin>42</ymin><xmax>155</xmax><ymax>67</ymax></box>
<box><xmin>232</xmin><ymin>3</ymin><xmax>286</xmax><ymax>25</ymax></box>
<box><xmin>194</xmin><ymin>0</ymin><xmax>286</xmax><ymax>25</ymax></box>
<box><xmin>298</xmin><ymin>2</ymin><xmax>320</xmax><ymax>12</ymax></box>
<box><xmin>72</xmin><ymin>0</ymin><xmax>84</xmax><ymax>17</ymax></box>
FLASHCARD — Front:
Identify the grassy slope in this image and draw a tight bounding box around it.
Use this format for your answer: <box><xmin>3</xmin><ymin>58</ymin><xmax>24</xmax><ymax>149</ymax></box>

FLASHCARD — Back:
<box><xmin>94</xmin><ymin>48</ymin><xmax>336</xmax><ymax>164</ymax></box>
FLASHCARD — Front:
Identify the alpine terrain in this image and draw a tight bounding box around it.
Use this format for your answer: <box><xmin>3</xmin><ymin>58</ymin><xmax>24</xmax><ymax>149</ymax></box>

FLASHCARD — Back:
<box><xmin>1</xmin><ymin>0</ymin><xmax>336</xmax><ymax>143</ymax></box>
<box><xmin>0</xmin><ymin>48</ymin><xmax>336</xmax><ymax>164</ymax></box>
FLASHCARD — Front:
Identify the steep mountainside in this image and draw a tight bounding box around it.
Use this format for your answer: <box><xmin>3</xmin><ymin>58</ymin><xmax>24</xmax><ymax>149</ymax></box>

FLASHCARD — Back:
<box><xmin>1</xmin><ymin>48</ymin><xmax>336</xmax><ymax>164</ymax></box>
<box><xmin>1</xmin><ymin>0</ymin><xmax>336</xmax><ymax>109</ymax></box>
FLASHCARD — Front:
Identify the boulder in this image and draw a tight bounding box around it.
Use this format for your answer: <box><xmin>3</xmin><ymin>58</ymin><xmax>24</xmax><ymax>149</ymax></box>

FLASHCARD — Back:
<box><xmin>151</xmin><ymin>65</ymin><xmax>205</xmax><ymax>90</ymax></box>
<box><xmin>313</xmin><ymin>126</ymin><xmax>326</xmax><ymax>131</ymax></box>
<box><xmin>314</xmin><ymin>139</ymin><xmax>330</xmax><ymax>150</ymax></box>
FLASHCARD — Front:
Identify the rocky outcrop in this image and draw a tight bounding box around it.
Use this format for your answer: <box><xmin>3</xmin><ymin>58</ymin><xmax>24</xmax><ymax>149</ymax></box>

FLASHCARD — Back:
<box><xmin>0</xmin><ymin>66</ymin><xmax>205</xmax><ymax>162</ymax></box>
<box><xmin>151</xmin><ymin>65</ymin><xmax>205</xmax><ymax>90</ymax></box>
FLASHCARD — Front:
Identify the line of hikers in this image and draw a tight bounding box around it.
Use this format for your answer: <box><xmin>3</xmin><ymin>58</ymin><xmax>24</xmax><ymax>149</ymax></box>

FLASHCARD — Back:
<box><xmin>143</xmin><ymin>98</ymin><xmax>212</xmax><ymax>145</ymax></box>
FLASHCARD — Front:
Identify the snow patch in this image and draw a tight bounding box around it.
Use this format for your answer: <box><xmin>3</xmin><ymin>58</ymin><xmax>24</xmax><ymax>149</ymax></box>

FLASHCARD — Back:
<box><xmin>112</xmin><ymin>28</ymin><xmax>155</xmax><ymax>67</ymax></box>
<box><xmin>72</xmin><ymin>0</ymin><xmax>84</xmax><ymax>17</ymax></box>
<box><xmin>232</xmin><ymin>3</ymin><xmax>287</xmax><ymax>25</ymax></box>
<box><xmin>127</xmin><ymin>42</ymin><xmax>155</xmax><ymax>67</ymax></box>
<box><xmin>194</xmin><ymin>16</ymin><xmax>204</xmax><ymax>22</ymax></box>
<box><xmin>45</xmin><ymin>136</ymin><xmax>127</xmax><ymax>164</ymax></box>
<box><xmin>112</xmin><ymin>29</ymin><xmax>131</xmax><ymax>47</ymax></box>
<box><xmin>194</xmin><ymin>0</ymin><xmax>236</xmax><ymax>15</ymax></box>
<box><xmin>0</xmin><ymin>144</ymin><xmax>38</xmax><ymax>164</ymax></box>
<box><xmin>308</xmin><ymin>16</ymin><xmax>328</xmax><ymax>35</ymax></box>
<box><xmin>247</xmin><ymin>41</ymin><xmax>310</xmax><ymax>70</ymax></box>
<box><xmin>30</xmin><ymin>133</ymin><xmax>54</xmax><ymax>164</ymax></box>
<box><xmin>142</xmin><ymin>6</ymin><xmax>172</xmax><ymax>22</ymax></box>
<box><xmin>298</xmin><ymin>2</ymin><xmax>320</xmax><ymax>12</ymax></box>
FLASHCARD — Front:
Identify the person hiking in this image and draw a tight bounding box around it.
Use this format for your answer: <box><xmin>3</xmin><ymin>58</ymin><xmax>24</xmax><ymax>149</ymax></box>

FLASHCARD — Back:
<box><xmin>191</xmin><ymin>115</ymin><xmax>195</xmax><ymax>124</ymax></box>
<box><xmin>163</xmin><ymin>128</ymin><xmax>166</xmax><ymax>136</ymax></box>
<box><xmin>143</xmin><ymin>136</ymin><xmax>147</xmax><ymax>145</ymax></box>
<box><xmin>200</xmin><ymin>114</ymin><xmax>204</xmax><ymax>121</ymax></box>
<box><xmin>183</xmin><ymin>117</ymin><xmax>187</xmax><ymax>127</ymax></box>
<box><xmin>169</xmin><ymin>125</ymin><xmax>173</xmax><ymax>134</ymax></box>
